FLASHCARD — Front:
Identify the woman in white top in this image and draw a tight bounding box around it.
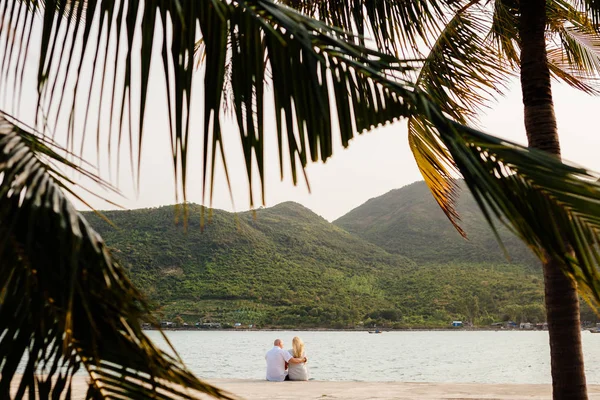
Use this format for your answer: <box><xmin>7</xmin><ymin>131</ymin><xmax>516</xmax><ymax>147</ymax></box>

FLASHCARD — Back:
<box><xmin>287</xmin><ymin>336</ymin><xmax>309</xmax><ymax>381</ymax></box>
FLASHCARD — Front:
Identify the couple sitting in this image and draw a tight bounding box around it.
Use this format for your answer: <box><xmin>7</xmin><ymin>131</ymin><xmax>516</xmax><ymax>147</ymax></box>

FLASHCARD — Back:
<box><xmin>265</xmin><ymin>337</ymin><xmax>309</xmax><ymax>381</ymax></box>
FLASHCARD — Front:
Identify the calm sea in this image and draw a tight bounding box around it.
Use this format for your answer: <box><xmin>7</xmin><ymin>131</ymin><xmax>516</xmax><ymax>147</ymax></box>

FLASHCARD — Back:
<box><xmin>146</xmin><ymin>330</ymin><xmax>600</xmax><ymax>384</ymax></box>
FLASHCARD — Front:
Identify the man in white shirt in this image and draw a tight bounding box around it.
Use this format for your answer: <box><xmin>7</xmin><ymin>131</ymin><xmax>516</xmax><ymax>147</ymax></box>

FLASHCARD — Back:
<box><xmin>265</xmin><ymin>338</ymin><xmax>308</xmax><ymax>381</ymax></box>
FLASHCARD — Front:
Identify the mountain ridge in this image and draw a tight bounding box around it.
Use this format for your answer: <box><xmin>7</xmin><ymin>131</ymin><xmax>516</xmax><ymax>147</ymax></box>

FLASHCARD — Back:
<box><xmin>333</xmin><ymin>180</ymin><xmax>539</xmax><ymax>266</ymax></box>
<box><xmin>82</xmin><ymin>190</ymin><xmax>554</xmax><ymax>328</ymax></box>
<box><xmin>85</xmin><ymin>203</ymin><xmax>419</xmax><ymax>327</ymax></box>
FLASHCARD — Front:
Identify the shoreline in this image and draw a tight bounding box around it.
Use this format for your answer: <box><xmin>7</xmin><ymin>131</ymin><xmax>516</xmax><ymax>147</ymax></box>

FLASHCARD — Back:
<box><xmin>12</xmin><ymin>378</ymin><xmax>600</xmax><ymax>399</ymax></box>
<box><xmin>145</xmin><ymin>327</ymin><xmax>553</xmax><ymax>332</ymax></box>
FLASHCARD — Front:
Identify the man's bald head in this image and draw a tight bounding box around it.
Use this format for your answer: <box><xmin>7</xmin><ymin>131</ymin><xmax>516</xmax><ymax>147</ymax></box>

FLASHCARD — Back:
<box><xmin>274</xmin><ymin>339</ymin><xmax>283</xmax><ymax>348</ymax></box>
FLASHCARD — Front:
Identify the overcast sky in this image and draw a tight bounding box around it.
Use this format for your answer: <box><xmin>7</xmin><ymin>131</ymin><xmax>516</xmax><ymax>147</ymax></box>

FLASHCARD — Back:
<box><xmin>8</xmin><ymin>17</ymin><xmax>600</xmax><ymax>222</ymax></box>
<box><xmin>87</xmin><ymin>77</ymin><xmax>600</xmax><ymax>222</ymax></box>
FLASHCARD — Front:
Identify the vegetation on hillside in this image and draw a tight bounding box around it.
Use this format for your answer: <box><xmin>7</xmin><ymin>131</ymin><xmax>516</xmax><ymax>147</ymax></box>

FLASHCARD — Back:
<box><xmin>85</xmin><ymin>200</ymin><xmax>562</xmax><ymax>329</ymax></box>
<box><xmin>334</xmin><ymin>181</ymin><xmax>539</xmax><ymax>266</ymax></box>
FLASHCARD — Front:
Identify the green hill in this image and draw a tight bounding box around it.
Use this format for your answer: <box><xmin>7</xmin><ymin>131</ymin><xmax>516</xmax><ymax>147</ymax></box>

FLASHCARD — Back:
<box><xmin>83</xmin><ymin>201</ymin><xmax>550</xmax><ymax>328</ymax></box>
<box><xmin>86</xmin><ymin>202</ymin><xmax>417</xmax><ymax>328</ymax></box>
<box><xmin>333</xmin><ymin>180</ymin><xmax>539</xmax><ymax>266</ymax></box>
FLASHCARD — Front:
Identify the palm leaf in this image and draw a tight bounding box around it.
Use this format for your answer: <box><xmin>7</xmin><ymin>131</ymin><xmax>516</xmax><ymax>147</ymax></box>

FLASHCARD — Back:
<box><xmin>548</xmin><ymin>25</ymin><xmax>600</xmax><ymax>93</ymax></box>
<box><xmin>544</xmin><ymin>0</ymin><xmax>600</xmax><ymax>93</ymax></box>
<box><xmin>488</xmin><ymin>0</ymin><xmax>600</xmax><ymax>94</ymax></box>
<box><xmin>228</xmin><ymin>1</ymin><xmax>421</xmax><ymax>205</ymax></box>
<box><xmin>0</xmin><ymin>113</ymin><xmax>237</xmax><ymax>399</ymax></box>
<box><xmin>0</xmin><ymin>0</ymin><xmax>427</xmax><ymax>210</ymax></box>
<box><xmin>430</xmin><ymin>114</ymin><xmax>600</xmax><ymax>309</ymax></box>
<box><xmin>408</xmin><ymin>8</ymin><xmax>510</xmax><ymax>234</ymax></box>
<box><xmin>278</xmin><ymin>0</ymin><xmax>450</xmax><ymax>56</ymax></box>
<box><xmin>547</xmin><ymin>0</ymin><xmax>595</xmax><ymax>30</ymax></box>
<box><xmin>547</xmin><ymin>48</ymin><xmax>600</xmax><ymax>94</ymax></box>
<box><xmin>414</xmin><ymin>9</ymin><xmax>509</xmax><ymax>123</ymax></box>
<box><xmin>568</xmin><ymin>0</ymin><xmax>600</xmax><ymax>26</ymax></box>
<box><xmin>488</xmin><ymin>0</ymin><xmax>520</xmax><ymax>67</ymax></box>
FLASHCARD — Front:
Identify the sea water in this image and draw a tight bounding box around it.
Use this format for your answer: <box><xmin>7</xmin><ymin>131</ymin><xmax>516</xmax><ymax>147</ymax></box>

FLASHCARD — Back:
<box><xmin>146</xmin><ymin>330</ymin><xmax>600</xmax><ymax>383</ymax></box>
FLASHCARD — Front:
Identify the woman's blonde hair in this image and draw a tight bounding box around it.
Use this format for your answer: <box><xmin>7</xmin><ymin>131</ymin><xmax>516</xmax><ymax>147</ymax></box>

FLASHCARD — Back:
<box><xmin>292</xmin><ymin>336</ymin><xmax>305</xmax><ymax>358</ymax></box>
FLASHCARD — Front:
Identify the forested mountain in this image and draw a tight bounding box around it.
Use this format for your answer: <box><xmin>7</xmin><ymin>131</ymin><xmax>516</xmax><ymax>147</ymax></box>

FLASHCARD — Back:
<box><xmin>334</xmin><ymin>181</ymin><xmax>539</xmax><ymax>266</ymax></box>
<box><xmin>84</xmin><ymin>199</ymin><xmax>552</xmax><ymax>328</ymax></box>
<box><xmin>86</xmin><ymin>202</ymin><xmax>414</xmax><ymax>327</ymax></box>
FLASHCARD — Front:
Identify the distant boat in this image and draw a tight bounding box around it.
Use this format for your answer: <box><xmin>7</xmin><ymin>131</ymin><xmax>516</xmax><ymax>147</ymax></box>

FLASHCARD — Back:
<box><xmin>589</xmin><ymin>328</ymin><xmax>600</xmax><ymax>333</ymax></box>
<box><xmin>368</xmin><ymin>329</ymin><xmax>383</xmax><ymax>334</ymax></box>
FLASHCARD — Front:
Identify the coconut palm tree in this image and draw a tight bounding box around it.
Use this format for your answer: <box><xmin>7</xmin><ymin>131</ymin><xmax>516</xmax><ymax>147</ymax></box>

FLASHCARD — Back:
<box><xmin>281</xmin><ymin>0</ymin><xmax>600</xmax><ymax>398</ymax></box>
<box><xmin>2</xmin><ymin>0</ymin><xmax>600</xmax><ymax>399</ymax></box>
<box><xmin>416</xmin><ymin>3</ymin><xmax>597</xmax><ymax>396</ymax></box>
<box><xmin>427</xmin><ymin>3</ymin><xmax>600</xmax><ymax>398</ymax></box>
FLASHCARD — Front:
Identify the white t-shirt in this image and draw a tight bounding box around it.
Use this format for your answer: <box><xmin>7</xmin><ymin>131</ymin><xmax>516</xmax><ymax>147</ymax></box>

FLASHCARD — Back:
<box><xmin>287</xmin><ymin>350</ymin><xmax>309</xmax><ymax>381</ymax></box>
<box><xmin>265</xmin><ymin>346</ymin><xmax>292</xmax><ymax>381</ymax></box>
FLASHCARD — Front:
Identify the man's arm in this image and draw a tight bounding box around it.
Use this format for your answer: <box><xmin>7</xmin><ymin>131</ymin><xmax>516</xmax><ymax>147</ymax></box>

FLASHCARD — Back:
<box><xmin>287</xmin><ymin>356</ymin><xmax>307</xmax><ymax>364</ymax></box>
<box><xmin>281</xmin><ymin>350</ymin><xmax>307</xmax><ymax>365</ymax></box>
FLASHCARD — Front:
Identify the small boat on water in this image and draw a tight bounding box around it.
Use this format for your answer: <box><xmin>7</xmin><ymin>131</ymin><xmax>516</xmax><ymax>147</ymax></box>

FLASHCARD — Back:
<box><xmin>589</xmin><ymin>323</ymin><xmax>600</xmax><ymax>333</ymax></box>
<box><xmin>368</xmin><ymin>329</ymin><xmax>383</xmax><ymax>334</ymax></box>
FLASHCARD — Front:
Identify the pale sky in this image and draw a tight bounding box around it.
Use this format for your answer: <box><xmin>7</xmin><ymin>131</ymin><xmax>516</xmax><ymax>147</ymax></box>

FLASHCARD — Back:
<box><xmin>82</xmin><ymin>78</ymin><xmax>600</xmax><ymax>222</ymax></box>
<box><xmin>7</xmin><ymin>16</ymin><xmax>600</xmax><ymax>222</ymax></box>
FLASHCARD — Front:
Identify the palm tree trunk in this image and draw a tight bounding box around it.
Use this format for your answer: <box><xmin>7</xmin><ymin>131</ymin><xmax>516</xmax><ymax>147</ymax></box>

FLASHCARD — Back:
<box><xmin>519</xmin><ymin>0</ymin><xmax>587</xmax><ymax>398</ymax></box>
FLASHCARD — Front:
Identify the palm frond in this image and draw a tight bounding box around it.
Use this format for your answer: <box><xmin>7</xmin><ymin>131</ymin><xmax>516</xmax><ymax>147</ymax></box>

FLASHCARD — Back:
<box><xmin>488</xmin><ymin>0</ymin><xmax>600</xmax><ymax>93</ymax></box>
<box><xmin>0</xmin><ymin>0</ymin><xmax>428</xmax><ymax>210</ymax></box>
<box><xmin>547</xmin><ymin>0</ymin><xmax>594</xmax><ymax>30</ymax></box>
<box><xmin>408</xmin><ymin>118</ymin><xmax>464</xmax><ymax>235</ymax></box>
<box><xmin>568</xmin><ymin>0</ymin><xmax>600</xmax><ymax>26</ymax></box>
<box><xmin>408</xmin><ymin>9</ymin><xmax>510</xmax><ymax>234</ymax></box>
<box><xmin>415</xmin><ymin>9</ymin><xmax>510</xmax><ymax>123</ymax></box>
<box><xmin>278</xmin><ymin>0</ymin><xmax>451</xmax><ymax>56</ymax></box>
<box><xmin>547</xmin><ymin>48</ymin><xmax>600</xmax><ymax>94</ymax></box>
<box><xmin>430</xmin><ymin>114</ymin><xmax>600</xmax><ymax>309</ymax></box>
<box><xmin>0</xmin><ymin>114</ymin><xmax>236</xmax><ymax>399</ymax></box>
<box><xmin>548</xmin><ymin>25</ymin><xmax>600</xmax><ymax>93</ymax></box>
<box><xmin>203</xmin><ymin>0</ymin><xmax>427</xmax><ymax>207</ymax></box>
<box><xmin>489</xmin><ymin>0</ymin><xmax>600</xmax><ymax>70</ymax></box>
<box><xmin>488</xmin><ymin>0</ymin><xmax>520</xmax><ymax>67</ymax></box>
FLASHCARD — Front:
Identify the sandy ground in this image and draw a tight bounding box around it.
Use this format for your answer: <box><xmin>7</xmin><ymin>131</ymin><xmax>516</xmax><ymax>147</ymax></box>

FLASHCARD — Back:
<box><xmin>200</xmin><ymin>379</ymin><xmax>600</xmax><ymax>399</ymax></box>
<box><xmin>10</xmin><ymin>377</ymin><xmax>600</xmax><ymax>399</ymax></box>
